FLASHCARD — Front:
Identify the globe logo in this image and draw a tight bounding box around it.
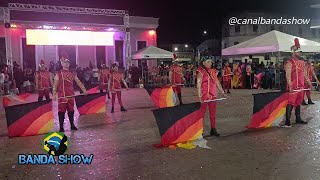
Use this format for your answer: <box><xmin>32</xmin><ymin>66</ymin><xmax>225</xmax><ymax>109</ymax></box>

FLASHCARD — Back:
<box><xmin>43</xmin><ymin>132</ymin><xmax>69</xmax><ymax>156</ymax></box>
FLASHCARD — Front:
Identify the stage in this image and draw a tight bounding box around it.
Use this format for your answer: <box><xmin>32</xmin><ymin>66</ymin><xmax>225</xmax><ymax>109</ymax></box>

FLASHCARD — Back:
<box><xmin>0</xmin><ymin>3</ymin><xmax>159</xmax><ymax>69</ymax></box>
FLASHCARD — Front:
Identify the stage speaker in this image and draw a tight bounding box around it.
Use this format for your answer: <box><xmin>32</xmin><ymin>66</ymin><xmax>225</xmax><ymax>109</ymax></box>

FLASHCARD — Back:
<box><xmin>4</xmin><ymin>23</ymin><xmax>10</xmax><ymax>28</ymax></box>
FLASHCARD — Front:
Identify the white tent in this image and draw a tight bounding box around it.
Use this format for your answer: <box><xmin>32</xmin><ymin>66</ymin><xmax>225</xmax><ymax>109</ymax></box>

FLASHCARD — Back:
<box><xmin>131</xmin><ymin>45</ymin><xmax>174</xmax><ymax>59</ymax></box>
<box><xmin>222</xmin><ymin>30</ymin><xmax>320</xmax><ymax>56</ymax></box>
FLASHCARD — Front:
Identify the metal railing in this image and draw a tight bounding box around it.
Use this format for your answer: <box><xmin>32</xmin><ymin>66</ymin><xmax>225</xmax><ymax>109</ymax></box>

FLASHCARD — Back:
<box><xmin>136</xmin><ymin>70</ymin><xmax>197</xmax><ymax>88</ymax></box>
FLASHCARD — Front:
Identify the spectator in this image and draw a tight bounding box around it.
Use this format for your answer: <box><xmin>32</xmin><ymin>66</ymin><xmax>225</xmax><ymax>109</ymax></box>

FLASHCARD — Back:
<box><xmin>13</xmin><ymin>61</ymin><xmax>20</xmax><ymax>72</ymax></box>
<box><xmin>3</xmin><ymin>66</ymin><xmax>11</xmax><ymax>94</ymax></box>
<box><xmin>14</xmin><ymin>67</ymin><xmax>23</xmax><ymax>92</ymax></box>
<box><xmin>185</xmin><ymin>65</ymin><xmax>192</xmax><ymax>87</ymax></box>
<box><xmin>267</xmin><ymin>67</ymin><xmax>274</xmax><ymax>89</ymax></box>
<box><xmin>129</xmin><ymin>64</ymin><xmax>140</xmax><ymax>88</ymax></box>
<box><xmin>22</xmin><ymin>67</ymin><xmax>34</xmax><ymax>92</ymax></box>
<box><xmin>0</xmin><ymin>68</ymin><xmax>5</xmax><ymax>95</ymax></box>
<box><xmin>83</xmin><ymin>68</ymin><xmax>91</xmax><ymax>87</ymax></box>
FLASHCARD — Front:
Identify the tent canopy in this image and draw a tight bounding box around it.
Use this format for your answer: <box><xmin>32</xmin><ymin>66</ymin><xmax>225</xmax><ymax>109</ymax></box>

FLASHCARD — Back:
<box><xmin>131</xmin><ymin>45</ymin><xmax>174</xmax><ymax>60</ymax></box>
<box><xmin>222</xmin><ymin>30</ymin><xmax>320</xmax><ymax>56</ymax></box>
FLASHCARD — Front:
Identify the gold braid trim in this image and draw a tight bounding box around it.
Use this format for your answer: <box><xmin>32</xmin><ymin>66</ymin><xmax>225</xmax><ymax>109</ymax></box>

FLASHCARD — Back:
<box><xmin>285</xmin><ymin>62</ymin><xmax>292</xmax><ymax>87</ymax></box>
<box><xmin>52</xmin><ymin>74</ymin><xmax>59</xmax><ymax>96</ymax></box>
<box><xmin>303</xmin><ymin>65</ymin><xmax>311</xmax><ymax>86</ymax></box>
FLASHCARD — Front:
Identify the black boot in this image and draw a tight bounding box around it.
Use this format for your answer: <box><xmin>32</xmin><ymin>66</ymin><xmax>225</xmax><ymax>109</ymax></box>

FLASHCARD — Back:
<box><xmin>210</xmin><ymin>128</ymin><xmax>220</xmax><ymax>137</ymax></box>
<box><xmin>121</xmin><ymin>106</ymin><xmax>127</xmax><ymax>112</ymax></box>
<box><xmin>295</xmin><ymin>106</ymin><xmax>308</xmax><ymax>124</ymax></box>
<box><xmin>38</xmin><ymin>97</ymin><xmax>43</xmax><ymax>102</ymax></box>
<box><xmin>308</xmin><ymin>99</ymin><xmax>315</xmax><ymax>105</ymax></box>
<box><xmin>111</xmin><ymin>107</ymin><xmax>114</xmax><ymax>113</ymax></box>
<box><xmin>68</xmin><ymin>111</ymin><xmax>78</xmax><ymax>130</ymax></box>
<box><xmin>302</xmin><ymin>99</ymin><xmax>307</xmax><ymax>105</ymax></box>
<box><xmin>58</xmin><ymin>112</ymin><xmax>65</xmax><ymax>132</ymax></box>
<box><xmin>178</xmin><ymin>93</ymin><xmax>183</xmax><ymax>105</ymax></box>
<box><xmin>282</xmin><ymin>105</ymin><xmax>293</xmax><ymax>127</ymax></box>
<box><xmin>100</xmin><ymin>89</ymin><xmax>103</xmax><ymax>94</ymax></box>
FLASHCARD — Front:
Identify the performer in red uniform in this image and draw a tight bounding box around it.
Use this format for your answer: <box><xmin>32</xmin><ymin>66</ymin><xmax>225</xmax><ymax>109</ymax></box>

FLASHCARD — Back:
<box><xmin>246</xmin><ymin>61</ymin><xmax>253</xmax><ymax>89</ymax></box>
<box><xmin>283</xmin><ymin>38</ymin><xmax>313</xmax><ymax>127</ymax></box>
<box><xmin>169</xmin><ymin>60</ymin><xmax>184</xmax><ymax>105</ymax></box>
<box><xmin>302</xmin><ymin>58</ymin><xmax>319</xmax><ymax>105</ymax></box>
<box><xmin>108</xmin><ymin>63</ymin><xmax>129</xmax><ymax>113</ymax></box>
<box><xmin>53</xmin><ymin>54</ymin><xmax>88</xmax><ymax>132</ymax></box>
<box><xmin>35</xmin><ymin>60</ymin><xmax>52</xmax><ymax>102</ymax></box>
<box><xmin>222</xmin><ymin>62</ymin><xmax>232</xmax><ymax>93</ymax></box>
<box><xmin>197</xmin><ymin>56</ymin><xmax>227</xmax><ymax>136</ymax></box>
<box><xmin>99</xmin><ymin>64</ymin><xmax>111</xmax><ymax>99</ymax></box>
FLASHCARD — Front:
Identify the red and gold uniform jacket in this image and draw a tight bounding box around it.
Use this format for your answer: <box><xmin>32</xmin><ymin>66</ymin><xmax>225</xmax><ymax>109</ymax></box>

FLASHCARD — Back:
<box><xmin>222</xmin><ymin>66</ymin><xmax>232</xmax><ymax>81</ymax></box>
<box><xmin>305</xmin><ymin>64</ymin><xmax>314</xmax><ymax>85</ymax></box>
<box><xmin>197</xmin><ymin>67</ymin><xmax>218</xmax><ymax>101</ymax></box>
<box><xmin>57</xmin><ymin>70</ymin><xmax>76</xmax><ymax>98</ymax></box>
<box><xmin>110</xmin><ymin>72</ymin><xmax>124</xmax><ymax>90</ymax></box>
<box><xmin>99</xmin><ymin>68</ymin><xmax>110</xmax><ymax>84</ymax></box>
<box><xmin>171</xmin><ymin>64</ymin><xmax>183</xmax><ymax>84</ymax></box>
<box><xmin>286</xmin><ymin>57</ymin><xmax>305</xmax><ymax>90</ymax></box>
<box><xmin>36</xmin><ymin>71</ymin><xmax>50</xmax><ymax>89</ymax></box>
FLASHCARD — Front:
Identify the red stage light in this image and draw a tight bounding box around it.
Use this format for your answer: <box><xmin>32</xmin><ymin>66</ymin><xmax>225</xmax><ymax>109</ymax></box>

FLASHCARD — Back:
<box><xmin>149</xmin><ymin>30</ymin><xmax>155</xmax><ymax>36</ymax></box>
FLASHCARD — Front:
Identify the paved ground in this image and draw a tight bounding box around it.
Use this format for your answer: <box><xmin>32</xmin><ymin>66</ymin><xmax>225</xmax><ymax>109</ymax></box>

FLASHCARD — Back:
<box><xmin>0</xmin><ymin>88</ymin><xmax>320</xmax><ymax>180</ymax></box>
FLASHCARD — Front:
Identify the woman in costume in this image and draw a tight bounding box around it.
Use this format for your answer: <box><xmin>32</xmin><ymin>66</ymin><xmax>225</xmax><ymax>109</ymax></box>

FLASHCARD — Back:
<box><xmin>197</xmin><ymin>56</ymin><xmax>228</xmax><ymax>136</ymax></box>
<box><xmin>108</xmin><ymin>63</ymin><xmax>129</xmax><ymax>113</ymax></box>
<box><xmin>232</xmin><ymin>62</ymin><xmax>241</xmax><ymax>89</ymax></box>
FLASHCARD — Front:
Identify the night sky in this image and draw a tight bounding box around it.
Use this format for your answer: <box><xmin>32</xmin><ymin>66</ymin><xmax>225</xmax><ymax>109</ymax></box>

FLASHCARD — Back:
<box><xmin>1</xmin><ymin>0</ymin><xmax>311</xmax><ymax>45</ymax></box>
